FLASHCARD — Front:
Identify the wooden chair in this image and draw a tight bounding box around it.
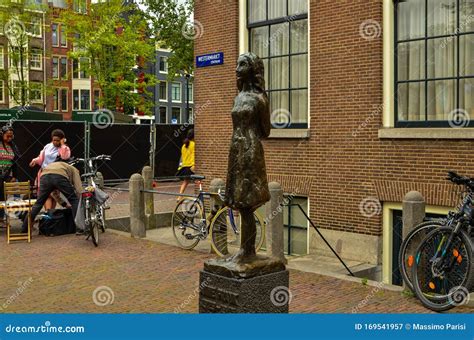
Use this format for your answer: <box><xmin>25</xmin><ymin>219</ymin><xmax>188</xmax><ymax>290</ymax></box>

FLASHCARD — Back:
<box><xmin>4</xmin><ymin>181</ymin><xmax>32</xmax><ymax>244</ymax></box>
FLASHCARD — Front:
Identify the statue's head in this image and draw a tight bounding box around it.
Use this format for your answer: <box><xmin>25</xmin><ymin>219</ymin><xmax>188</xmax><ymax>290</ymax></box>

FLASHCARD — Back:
<box><xmin>236</xmin><ymin>52</ymin><xmax>265</xmax><ymax>93</ymax></box>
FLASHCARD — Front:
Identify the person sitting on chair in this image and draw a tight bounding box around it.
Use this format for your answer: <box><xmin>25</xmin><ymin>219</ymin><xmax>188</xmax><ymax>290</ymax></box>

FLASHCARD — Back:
<box><xmin>21</xmin><ymin>160</ymin><xmax>82</xmax><ymax>234</ymax></box>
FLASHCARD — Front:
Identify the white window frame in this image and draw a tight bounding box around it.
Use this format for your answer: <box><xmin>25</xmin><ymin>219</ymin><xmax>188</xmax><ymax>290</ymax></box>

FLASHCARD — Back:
<box><xmin>159</xmin><ymin>56</ymin><xmax>168</xmax><ymax>73</ymax></box>
<box><xmin>60</xmin><ymin>24</ymin><xmax>67</xmax><ymax>48</ymax></box>
<box><xmin>171</xmin><ymin>82</ymin><xmax>181</xmax><ymax>103</ymax></box>
<box><xmin>29</xmin><ymin>82</ymin><xmax>43</xmax><ymax>103</ymax></box>
<box><xmin>0</xmin><ymin>81</ymin><xmax>4</xmax><ymax>103</ymax></box>
<box><xmin>0</xmin><ymin>46</ymin><xmax>4</xmax><ymax>69</ymax></box>
<box><xmin>78</xmin><ymin>89</ymin><xmax>91</xmax><ymax>111</ymax></box>
<box><xmin>60</xmin><ymin>88</ymin><xmax>68</xmax><ymax>111</ymax></box>
<box><xmin>29</xmin><ymin>48</ymin><xmax>42</xmax><ymax>70</ymax></box>
<box><xmin>187</xmin><ymin>82</ymin><xmax>193</xmax><ymax>103</ymax></box>
<box><xmin>52</xmin><ymin>56</ymin><xmax>59</xmax><ymax>79</ymax></box>
<box><xmin>53</xmin><ymin>88</ymin><xmax>60</xmax><ymax>111</ymax></box>
<box><xmin>28</xmin><ymin>17</ymin><xmax>42</xmax><ymax>38</ymax></box>
<box><xmin>159</xmin><ymin>80</ymin><xmax>168</xmax><ymax>102</ymax></box>
<box><xmin>51</xmin><ymin>23</ymin><xmax>59</xmax><ymax>47</ymax></box>
<box><xmin>171</xmin><ymin>106</ymin><xmax>181</xmax><ymax>124</ymax></box>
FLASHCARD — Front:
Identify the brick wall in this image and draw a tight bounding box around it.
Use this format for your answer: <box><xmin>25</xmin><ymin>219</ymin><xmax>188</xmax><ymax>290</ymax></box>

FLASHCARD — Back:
<box><xmin>195</xmin><ymin>0</ymin><xmax>474</xmax><ymax>239</ymax></box>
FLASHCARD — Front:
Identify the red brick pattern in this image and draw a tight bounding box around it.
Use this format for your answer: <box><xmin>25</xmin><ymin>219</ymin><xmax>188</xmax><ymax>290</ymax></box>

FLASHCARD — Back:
<box><xmin>194</xmin><ymin>0</ymin><xmax>474</xmax><ymax>238</ymax></box>
<box><xmin>0</xmin><ymin>232</ymin><xmax>469</xmax><ymax>313</ymax></box>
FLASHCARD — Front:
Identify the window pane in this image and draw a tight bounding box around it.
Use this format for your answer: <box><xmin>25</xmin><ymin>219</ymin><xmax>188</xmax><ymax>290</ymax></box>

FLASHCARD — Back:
<box><xmin>54</xmin><ymin>88</ymin><xmax>59</xmax><ymax>111</ymax></box>
<box><xmin>291</xmin><ymin>55</ymin><xmax>307</xmax><ymax>88</ymax></box>
<box><xmin>80</xmin><ymin>90</ymin><xmax>90</xmax><ymax>110</ymax></box>
<box><xmin>171</xmin><ymin>107</ymin><xmax>180</xmax><ymax>124</ymax></box>
<box><xmin>60</xmin><ymin>25</ymin><xmax>67</xmax><ymax>46</ymax></box>
<box><xmin>460</xmin><ymin>34</ymin><xmax>474</xmax><ymax>76</ymax></box>
<box><xmin>291</xmin><ymin>89</ymin><xmax>307</xmax><ymax>124</ymax></box>
<box><xmin>73</xmin><ymin>90</ymin><xmax>79</xmax><ymax>110</ymax></box>
<box><xmin>397</xmin><ymin>0</ymin><xmax>425</xmax><ymax>40</ymax></box>
<box><xmin>290</xmin><ymin>19</ymin><xmax>307</xmax><ymax>53</ymax></box>
<box><xmin>52</xmin><ymin>24</ymin><xmax>58</xmax><ymax>45</ymax></box>
<box><xmin>262</xmin><ymin>58</ymin><xmax>269</xmax><ymax>88</ymax></box>
<box><xmin>93</xmin><ymin>89</ymin><xmax>100</xmax><ymax>110</ymax></box>
<box><xmin>289</xmin><ymin>0</ymin><xmax>307</xmax><ymax>15</ymax></box>
<box><xmin>250</xmin><ymin>26</ymin><xmax>269</xmax><ymax>59</ymax></box>
<box><xmin>428</xmin><ymin>0</ymin><xmax>456</xmax><ymax>36</ymax></box>
<box><xmin>159</xmin><ymin>107</ymin><xmax>167</xmax><ymax>123</ymax></box>
<box><xmin>72</xmin><ymin>59</ymin><xmax>78</xmax><ymax>78</ymax></box>
<box><xmin>52</xmin><ymin>57</ymin><xmax>59</xmax><ymax>78</ymax></box>
<box><xmin>270</xmin><ymin>22</ymin><xmax>289</xmax><ymax>56</ymax></box>
<box><xmin>187</xmin><ymin>83</ymin><xmax>193</xmax><ymax>102</ymax></box>
<box><xmin>171</xmin><ymin>82</ymin><xmax>181</xmax><ymax>101</ymax></box>
<box><xmin>397</xmin><ymin>40</ymin><xmax>425</xmax><ymax>81</ymax></box>
<box><xmin>460</xmin><ymin>0</ymin><xmax>474</xmax><ymax>32</ymax></box>
<box><xmin>269</xmin><ymin>0</ymin><xmax>285</xmax><ymax>19</ymax></box>
<box><xmin>397</xmin><ymin>82</ymin><xmax>426</xmax><ymax>121</ymax></box>
<box><xmin>61</xmin><ymin>89</ymin><xmax>68</xmax><ymax>111</ymax></box>
<box><xmin>427</xmin><ymin>38</ymin><xmax>456</xmax><ymax>78</ymax></box>
<box><xmin>248</xmin><ymin>0</ymin><xmax>266</xmax><ymax>23</ymax></box>
<box><xmin>270</xmin><ymin>56</ymin><xmax>289</xmax><ymax>89</ymax></box>
<box><xmin>427</xmin><ymin>80</ymin><xmax>456</xmax><ymax>120</ymax></box>
<box><xmin>460</xmin><ymin>78</ymin><xmax>474</xmax><ymax>116</ymax></box>
<box><xmin>269</xmin><ymin>90</ymin><xmax>289</xmax><ymax>125</ymax></box>
<box><xmin>159</xmin><ymin>81</ymin><xmax>167</xmax><ymax>100</ymax></box>
<box><xmin>60</xmin><ymin>58</ymin><xmax>67</xmax><ymax>79</ymax></box>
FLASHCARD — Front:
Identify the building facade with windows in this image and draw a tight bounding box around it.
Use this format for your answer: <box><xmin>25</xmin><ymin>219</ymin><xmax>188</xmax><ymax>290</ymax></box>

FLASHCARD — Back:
<box><xmin>0</xmin><ymin>0</ymin><xmax>105</xmax><ymax>119</ymax></box>
<box><xmin>154</xmin><ymin>48</ymin><xmax>194</xmax><ymax>124</ymax></box>
<box><xmin>194</xmin><ymin>0</ymin><xmax>474</xmax><ymax>285</ymax></box>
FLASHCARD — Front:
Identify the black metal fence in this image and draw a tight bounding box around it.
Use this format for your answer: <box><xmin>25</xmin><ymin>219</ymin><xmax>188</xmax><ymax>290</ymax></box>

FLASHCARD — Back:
<box><xmin>9</xmin><ymin>120</ymin><xmax>192</xmax><ymax>182</ymax></box>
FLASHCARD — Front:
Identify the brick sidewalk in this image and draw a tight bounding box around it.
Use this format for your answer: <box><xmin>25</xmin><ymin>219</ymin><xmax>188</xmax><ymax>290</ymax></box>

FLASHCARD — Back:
<box><xmin>0</xmin><ymin>232</ymin><xmax>470</xmax><ymax>313</ymax></box>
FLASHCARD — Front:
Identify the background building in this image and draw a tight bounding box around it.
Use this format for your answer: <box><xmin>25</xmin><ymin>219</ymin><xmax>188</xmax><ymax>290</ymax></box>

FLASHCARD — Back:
<box><xmin>194</xmin><ymin>0</ymin><xmax>474</xmax><ymax>286</ymax></box>
<box><xmin>154</xmin><ymin>48</ymin><xmax>194</xmax><ymax>124</ymax></box>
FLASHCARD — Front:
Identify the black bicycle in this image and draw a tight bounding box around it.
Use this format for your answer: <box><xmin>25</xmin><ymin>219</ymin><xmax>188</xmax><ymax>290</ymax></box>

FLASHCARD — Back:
<box><xmin>411</xmin><ymin>171</ymin><xmax>474</xmax><ymax>312</ymax></box>
<box><xmin>70</xmin><ymin>155</ymin><xmax>111</xmax><ymax>247</ymax></box>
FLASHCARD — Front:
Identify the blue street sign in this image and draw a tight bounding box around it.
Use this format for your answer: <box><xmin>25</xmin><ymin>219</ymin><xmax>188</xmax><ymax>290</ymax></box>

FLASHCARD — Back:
<box><xmin>196</xmin><ymin>52</ymin><xmax>224</xmax><ymax>68</ymax></box>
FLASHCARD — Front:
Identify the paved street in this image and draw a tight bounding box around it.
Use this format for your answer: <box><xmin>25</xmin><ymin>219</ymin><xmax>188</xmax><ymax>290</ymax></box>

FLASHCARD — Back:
<box><xmin>0</xmin><ymin>231</ymin><xmax>470</xmax><ymax>314</ymax></box>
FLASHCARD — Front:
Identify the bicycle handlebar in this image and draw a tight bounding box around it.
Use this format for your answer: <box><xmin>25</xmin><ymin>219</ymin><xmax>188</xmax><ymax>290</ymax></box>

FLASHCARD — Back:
<box><xmin>69</xmin><ymin>155</ymin><xmax>111</xmax><ymax>166</ymax></box>
<box><xmin>446</xmin><ymin>171</ymin><xmax>474</xmax><ymax>190</ymax></box>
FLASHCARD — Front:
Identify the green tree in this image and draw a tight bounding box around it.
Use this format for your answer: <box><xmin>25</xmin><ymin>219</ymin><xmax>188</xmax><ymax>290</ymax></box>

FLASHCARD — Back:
<box><xmin>60</xmin><ymin>0</ymin><xmax>156</xmax><ymax>115</ymax></box>
<box><xmin>0</xmin><ymin>0</ymin><xmax>47</xmax><ymax>107</ymax></box>
<box><xmin>140</xmin><ymin>0</ymin><xmax>195</xmax><ymax>80</ymax></box>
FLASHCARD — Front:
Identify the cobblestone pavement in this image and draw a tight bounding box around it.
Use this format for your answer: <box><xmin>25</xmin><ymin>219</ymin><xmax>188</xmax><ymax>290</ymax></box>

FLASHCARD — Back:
<box><xmin>0</xmin><ymin>232</ymin><xmax>470</xmax><ymax>313</ymax></box>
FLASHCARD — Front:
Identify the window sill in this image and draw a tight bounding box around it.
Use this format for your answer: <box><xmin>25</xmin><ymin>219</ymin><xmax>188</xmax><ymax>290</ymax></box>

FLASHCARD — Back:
<box><xmin>268</xmin><ymin>128</ymin><xmax>310</xmax><ymax>139</ymax></box>
<box><xmin>379</xmin><ymin>128</ymin><xmax>474</xmax><ymax>139</ymax></box>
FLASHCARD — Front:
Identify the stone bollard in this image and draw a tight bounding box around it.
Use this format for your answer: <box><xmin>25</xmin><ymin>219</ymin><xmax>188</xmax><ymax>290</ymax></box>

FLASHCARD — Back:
<box><xmin>402</xmin><ymin>191</ymin><xmax>425</xmax><ymax>239</ymax></box>
<box><xmin>95</xmin><ymin>172</ymin><xmax>104</xmax><ymax>189</ymax></box>
<box><xmin>265</xmin><ymin>182</ymin><xmax>287</xmax><ymax>264</ymax></box>
<box><xmin>130</xmin><ymin>173</ymin><xmax>146</xmax><ymax>238</ymax></box>
<box><xmin>142</xmin><ymin>166</ymin><xmax>155</xmax><ymax>230</ymax></box>
<box><xmin>209</xmin><ymin>178</ymin><xmax>226</xmax><ymax>254</ymax></box>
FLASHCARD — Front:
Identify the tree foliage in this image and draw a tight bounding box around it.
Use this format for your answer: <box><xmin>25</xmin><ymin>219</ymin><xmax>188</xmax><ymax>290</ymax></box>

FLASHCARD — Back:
<box><xmin>0</xmin><ymin>0</ymin><xmax>48</xmax><ymax>107</ymax></box>
<box><xmin>60</xmin><ymin>0</ymin><xmax>156</xmax><ymax>115</ymax></box>
<box><xmin>140</xmin><ymin>0</ymin><xmax>194</xmax><ymax>80</ymax></box>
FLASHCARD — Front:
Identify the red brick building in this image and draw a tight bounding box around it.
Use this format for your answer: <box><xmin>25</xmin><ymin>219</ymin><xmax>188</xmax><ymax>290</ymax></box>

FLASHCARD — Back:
<box><xmin>194</xmin><ymin>0</ymin><xmax>474</xmax><ymax>285</ymax></box>
<box><xmin>0</xmin><ymin>0</ymin><xmax>99</xmax><ymax>119</ymax></box>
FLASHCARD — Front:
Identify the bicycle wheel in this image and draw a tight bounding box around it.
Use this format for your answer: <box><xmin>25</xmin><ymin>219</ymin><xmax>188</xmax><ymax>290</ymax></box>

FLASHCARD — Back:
<box><xmin>99</xmin><ymin>206</ymin><xmax>106</xmax><ymax>233</ymax></box>
<box><xmin>398</xmin><ymin>220</ymin><xmax>444</xmax><ymax>292</ymax></box>
<box><xmin>172</xmin><ymin>197</ymin><xmax>203</xmax><ymax>250</ymax></box>
<box><xmin>209</xmin><ymin>207</ymin><xmax>265</xmax><ymax>257</ymax></box>
<box><xmin>412</xmin><ymin>226</ymin><xmax>474</xmax><ymax>312</ymax></box>
<box><xmin>87</xmin><ymin>203</ymin><xmax>99</xmax><ymax>247</ymax></box>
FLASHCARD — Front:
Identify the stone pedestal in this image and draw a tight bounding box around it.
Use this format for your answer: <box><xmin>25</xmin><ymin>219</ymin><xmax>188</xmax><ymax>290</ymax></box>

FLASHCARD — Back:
<box><xmin>199</xmin><ymin>255</ymin><xmax>289</xmax><ymax>313</ymax></box>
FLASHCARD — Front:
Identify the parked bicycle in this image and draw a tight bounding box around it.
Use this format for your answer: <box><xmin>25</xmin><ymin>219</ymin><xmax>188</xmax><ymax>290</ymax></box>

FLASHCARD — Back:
<box><xmin>400</xmin><ymin>171</ymin><xmax>473</xmax><ymax>312</ymax></box>
<box><xmin>70</xmin><ymin>155</ymin><xmax>111</xmax><ymax>247</ymax></box>
<box><xmin>171</xmin><ymin>175</ymin><xmax>265</xmax><ymax>256</ymax></box>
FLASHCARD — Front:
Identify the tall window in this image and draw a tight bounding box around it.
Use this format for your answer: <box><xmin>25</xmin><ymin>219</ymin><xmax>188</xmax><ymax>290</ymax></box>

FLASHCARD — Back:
<box><xmin>52</xmin><ymin>24</ymin><xmax>59</xmax><ymax>46</ymax></box>
<box><xmin>171</xmin><ymin>82</ymin><xmax>181</xmax><ymax>102</ymax></box>
<box><xmin>74</xmin><ymin>0</ymin><xmax>87</xmax><ymax>13</ymax></box>
<box><xmin>0</xmin><ymin>81</ymin><xmax>4</xmax><ymax>103</ymax></box>
<box><xmin>61</xmin><ymin>88</ymin><xmax>68</xmax><ymax>111</ymax></box>
<box><xmin>73</xmin><ymin>89</ymin><xmax>90</xmax><ymax>110</ymax></box>
<box><xmin>29</xmin><ymin>82</ymin><xmax>43</xmax><ymax>103</ymax></box>
<box><xmin>187</xmin><ymin>83</ymin><xmax>193</xmax><ymax>103</ymax></box>
<box><xmin>396</xmin><ymin>0</ymin><xmax>474</xmax><ymax>127</ymax></box>
<box><xmin>171</xmin><ymin>107</ymin><xmax>181</xmax><ymax>124</ymax></box>
<box><xmin>159</xmin><ymin>81</ymin><xmax>167</xmax><ymax>101</ymax></box>
<box><xmin>159</xmin><ymin>106</ymin><xmax>167</xmax><ymax>123</ymax></box>
<box><xmin>28</xmin><ymin>17</ymin><xmax>42</xmax><ymax>37</ymax></box>
<box><xmin>52</xmin><ymin>57</ymin><xmax>59</xmax><ymax>79</ymax></box>
<box><xmin>60</xmin><ymin>57</ymin><xmax>67</xmax><ymax>79</ymax></box>
<box><xmin>0</xmin><ymin>46</ymin><xmax>4</xmax><ymax>69</ymax></box>
<box><xmin>159</xmin><ymin>56</ymin><xmax>168</xmax><ymax>73</ymax></box>
<box><xmin>60</xmin><ymin>25</ymin><xmax>67</xmax><ymax>47</ymax></box>
<box><xmin>29</xmin><ymin>48</ymin><xmax>42</xmax><ymax>70</ymax></box>
<box><xmin>53</xmin><ymin>88</ymin><xmax>59</xmax><ymax>111</ymax></box>
<box><xmin>248</xmin><ymin>0</ymin><xmax>308</xmax><ymax>129</ymax></box>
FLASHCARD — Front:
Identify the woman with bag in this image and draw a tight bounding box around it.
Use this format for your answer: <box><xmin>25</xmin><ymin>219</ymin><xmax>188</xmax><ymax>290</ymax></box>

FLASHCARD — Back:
<box><xmin>0</xmin><ymin>125</ymin><xmax>21</xmax><ymax>219</ymax></box>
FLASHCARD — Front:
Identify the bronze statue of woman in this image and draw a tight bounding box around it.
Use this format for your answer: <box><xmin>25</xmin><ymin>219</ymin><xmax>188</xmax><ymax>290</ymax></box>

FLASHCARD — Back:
<box><xmin>224</xmin><ymin>52</ymin><xmax>271</xmax><ymax>262</ymax></box>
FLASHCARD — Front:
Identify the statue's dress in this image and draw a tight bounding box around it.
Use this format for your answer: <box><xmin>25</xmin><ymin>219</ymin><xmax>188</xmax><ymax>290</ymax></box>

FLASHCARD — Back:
<box><xmin>224</xmin><ymin>92</ymin><xmax>270</xmax><ymax>211</ymax></box>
